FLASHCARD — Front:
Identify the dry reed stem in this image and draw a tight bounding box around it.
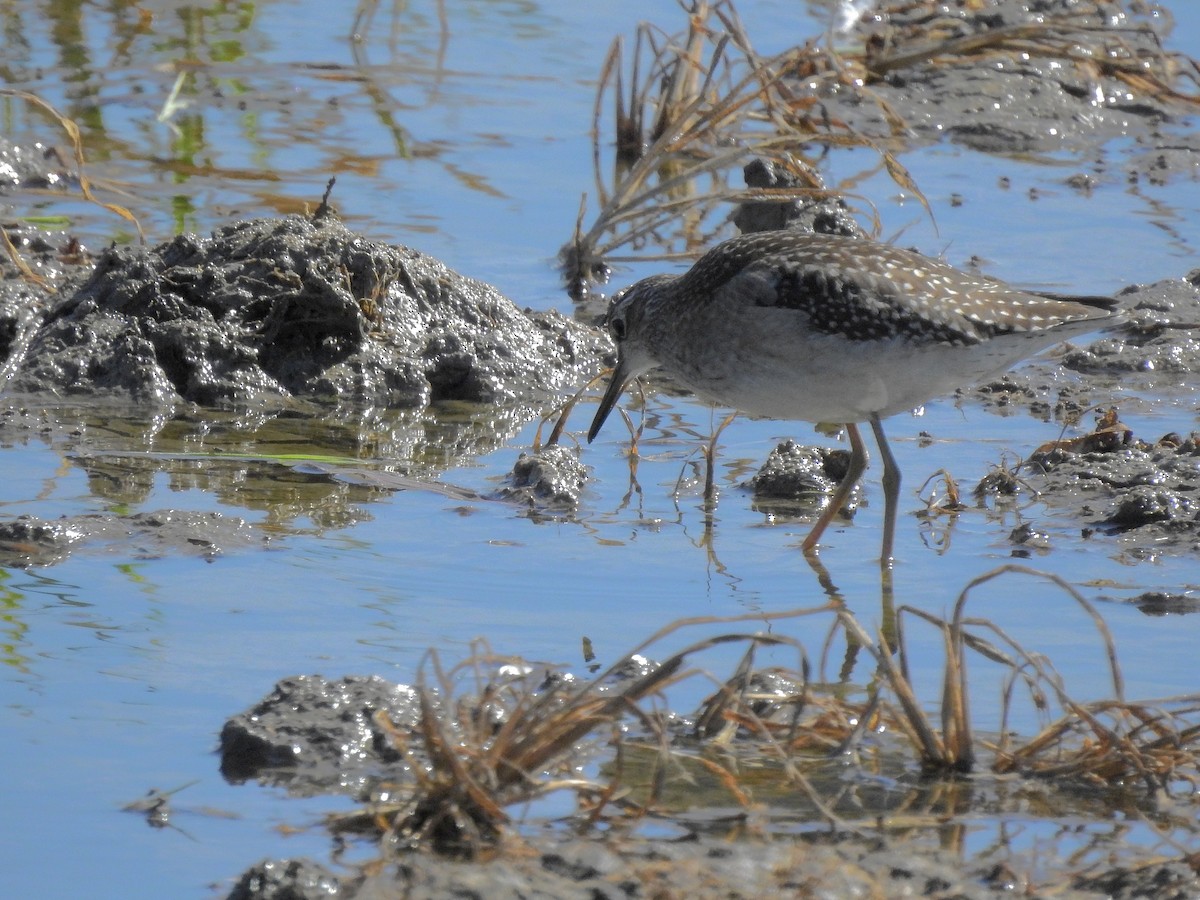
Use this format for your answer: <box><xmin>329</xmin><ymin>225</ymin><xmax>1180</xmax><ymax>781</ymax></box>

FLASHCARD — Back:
<box><xmin>567</xmin><ymin>0</ymin><xmax>1194</xmax><ymax>295</ymax></box>
<box><xmin>570</xmin><ymin>0</ymin><xmax>930</xmax><ymax>273</ymax></box>
<box><xmin>847</xmin><ymin>563</ymin><xmax>1200</xmax><ymax>794</ymax></box>
<box><xmin>1</xmin><ymin>227</ymin><xmax>48</xmax><ymax>288</ymax></box>
<box><xmin>0</xmin><ymin>89</ymin><xmax>144</xmax><ymax>244</ymax></box>
<box><xmin>336</xmin><ymin>567</ymin><xmax>1200</xmax><ymax>856</ymax></box>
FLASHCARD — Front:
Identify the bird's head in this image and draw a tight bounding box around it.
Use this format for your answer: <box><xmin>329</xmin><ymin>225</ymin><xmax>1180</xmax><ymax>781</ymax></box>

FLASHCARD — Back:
<box><xmin>587</xmin><ymin>274</ymin><xmax>674</xmax><ymax>443</ymax></box>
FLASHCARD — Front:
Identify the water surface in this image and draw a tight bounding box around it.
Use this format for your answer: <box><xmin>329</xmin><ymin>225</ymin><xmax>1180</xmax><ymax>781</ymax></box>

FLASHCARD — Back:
<box><xmin>2</xmin><ymin>1</ymin><xmax>1200</xmax><ymax>896</ymax></box>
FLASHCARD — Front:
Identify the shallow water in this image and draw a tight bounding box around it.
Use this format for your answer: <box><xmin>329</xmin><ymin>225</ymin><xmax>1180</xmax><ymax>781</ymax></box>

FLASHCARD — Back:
<box><xmin>3</xmin><ymin>2</ymin><xmax>1200</xmax><ymax>897</ymax></box>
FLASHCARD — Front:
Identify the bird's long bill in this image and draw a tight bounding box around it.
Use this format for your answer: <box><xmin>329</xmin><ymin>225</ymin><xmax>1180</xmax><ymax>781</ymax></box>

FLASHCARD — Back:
<box><xmin>587</xmin><ymin>354</ymin><xmax>636</xmax><ymax>443</ymax></box>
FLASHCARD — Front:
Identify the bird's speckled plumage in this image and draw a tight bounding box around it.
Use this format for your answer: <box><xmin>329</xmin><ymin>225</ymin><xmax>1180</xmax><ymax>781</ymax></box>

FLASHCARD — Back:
<box><xmin>587</xmin><ymin>229</ymin><xmax>1119</xmax><ymax>559</ymax></box>
<box><xmin>669</xmin><ymin>230</ymin><xmax>1110</xmax><ymax>343</ymax></box>
<box><xmin>589</xmin><ymin>230</ymin><xmax>1116</xmax><ymax>432</ymax></box>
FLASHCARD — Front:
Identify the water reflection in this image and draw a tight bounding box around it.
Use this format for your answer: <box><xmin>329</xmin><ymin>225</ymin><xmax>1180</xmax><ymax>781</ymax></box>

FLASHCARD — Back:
<box><xmin>0</xmin><ymin>398</ymin><xmax>545</xmax><ymax>564</ymax></box>
<box><xmin>2</xmin><ymin>0</ymin><xmax>565</xmax><ymax>245</ymax></box>
<box><xmin>0</xmin><ymin>569</ymin><xmax>31</xmax><ymax>672</ymax></box>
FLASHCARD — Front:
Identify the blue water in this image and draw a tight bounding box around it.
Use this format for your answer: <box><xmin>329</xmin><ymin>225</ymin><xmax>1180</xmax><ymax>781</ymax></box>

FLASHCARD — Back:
<box><xmin>2</xmin><ymin>1</ymin><xmax>1200</xmax><ymax>897</ymax></box>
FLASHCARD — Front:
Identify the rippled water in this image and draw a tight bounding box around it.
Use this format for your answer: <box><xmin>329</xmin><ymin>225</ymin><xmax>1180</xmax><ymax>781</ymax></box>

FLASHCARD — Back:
<box><xmin>2</xmin><ymin>2</ymin><xmax>1200</xmax><ymax>897</ymax></box>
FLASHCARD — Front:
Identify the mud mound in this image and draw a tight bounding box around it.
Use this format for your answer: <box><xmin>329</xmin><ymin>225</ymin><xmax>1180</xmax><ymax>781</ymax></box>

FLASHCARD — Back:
<box><xmin>3</xmin><ymin>214</ymin><xmax>606</xmax><ymax>410</ymax></box>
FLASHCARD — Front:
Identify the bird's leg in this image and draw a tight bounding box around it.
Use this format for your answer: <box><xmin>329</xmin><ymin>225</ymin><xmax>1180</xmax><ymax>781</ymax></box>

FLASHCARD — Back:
<box><xmin>869</xmin><ymin>413</ymin><xmax>900</xmax><ymax>568</ymax></box>
<box><xmin>702</xmin><ymin>411</ymin><xmax>739</xmax><ymax>505</ymax></box>
<box><xmin>801</xmin><ymin>422</ymin><xmax>868</xmax><ymax>554</ymax></box>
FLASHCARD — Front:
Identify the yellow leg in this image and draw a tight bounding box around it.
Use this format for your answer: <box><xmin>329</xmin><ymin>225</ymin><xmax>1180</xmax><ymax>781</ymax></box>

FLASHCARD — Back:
<box><xmin>869</xmin><ymin>413</ymin><xmax>900</xmax><ymax>568</ymax></box>
<box><xmin>801</xmin><ymin>422</ymin><xmax>867</xmax><ymax>554</ymax></box>
<box><xmin>702</xmin><ymin>411</ymin><xmax>739</xmax><ymax>503</ymax></box>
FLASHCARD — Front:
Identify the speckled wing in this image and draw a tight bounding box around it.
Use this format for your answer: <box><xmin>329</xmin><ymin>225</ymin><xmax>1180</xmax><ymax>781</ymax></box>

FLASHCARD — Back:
<box><xmin>690</xmin><ymin>232</ymin><xmax>1116</xmax><ymax>349</ymax></box>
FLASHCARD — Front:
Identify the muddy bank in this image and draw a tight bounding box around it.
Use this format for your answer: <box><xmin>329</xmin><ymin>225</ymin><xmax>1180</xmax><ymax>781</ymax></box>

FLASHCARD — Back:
<box><xmin>2</xmin><ymin>213</ymin><xmax>607</xmax><ymax>410</ymax></box>
<box><xmin>0</xmin><ymin>211</ymin><xmax>603</xmax><ymax>566</ymax></box>
<box><xmin>227</xmin><ymin>833</ymin><xmax>1082</xmax><ymax>900</ymax></box>
<box><xmin>226</xmin><ymin>840</ymin><xmax>1200</xmax><ymax>900</ymax></box>
<box><xmin>841</xmin><ymin>0</ymin><xmax>1200</xmax><ymax>177</ymax></box>
<box><xmin>217</xmin><ymin>665</ymin><xmax>1200</xmax><ymax>900</ymax></box>
<box><xmin>0</xmin><ymin>509</ymin><xmax>265</xmax><ymax>567</ymax></box>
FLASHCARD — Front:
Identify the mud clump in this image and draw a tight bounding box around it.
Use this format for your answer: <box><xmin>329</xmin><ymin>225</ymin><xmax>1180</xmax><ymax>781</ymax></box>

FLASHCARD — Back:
<box><xmin>3</xmin><ymin>214</ymin><xmax>607</xmax><ymax>412</ymax></box>
<box><xmin>745</xmin><ymin>438</ymin><xmax>855</xmax><ymax>519</ymax></box>
<box><xmin>227</xmin><ymin>858</ymin><xmax>341</xmax><ymax>900</ymax></box>
<box><xmin>219</xmin><ymin>674</ymin><xmax>422</xmax><ymax>798</ymax></box>
<box><xmin>499</xmin><ymin>445</ymin><xmax>589</xmax><ymax>509</ymax></box>
<box><xmin>0</xmin><ymin>509</ymin><xmax>263</xmax><ymax>567</ymax></box>
<box><xmin>1028</xmin><ymin>433</ymin><xmax>1200</xmax><ymax>547</ymax></box>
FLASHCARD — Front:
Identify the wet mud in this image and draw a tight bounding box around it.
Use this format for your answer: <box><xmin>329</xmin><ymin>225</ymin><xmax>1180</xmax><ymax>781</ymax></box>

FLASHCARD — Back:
<box><xmin>0</xmin><ymin>212</ymin><xmax>605</xmax><ymax>566</ymax></box>
<box><xmin>3</xmin><ymin>213</ymin><xmax>605</xmax><ymax>410</ymax></box>
<box><xmin>0</xmin><ymin>509</ymin><xmax>264</xmax><ymax>567</ymax></box>
<box><xmin>745</xmin><ymin>438</ymin><xmax>858</xmax><ymax>520</ymax></box>
<box><xmin>960</xmin><ymin>272</ymin><xmax>1200</xmax><ymax>557</ymax></box>
<box><xmin>229</xmin><ymin>834</ymin><xmax>1103</xmax><ymax>900</ymax></box>
<box><xmin>842</xmin><ymin>0</ymin><xmax>1199</xmax><ymax>172</ymax></box>
<box><xmin>220</xmin><ymin>675</ymin><xmax>422</xmax><ymax>798</ymax></box>
<box><xmin>217</xmin><ymin>660</ymin><xmax>1200</xmax><ymax>899</ymax></box>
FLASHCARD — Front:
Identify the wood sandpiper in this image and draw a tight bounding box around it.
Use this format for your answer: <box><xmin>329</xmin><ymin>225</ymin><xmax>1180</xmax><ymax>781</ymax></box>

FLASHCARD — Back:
<box><xmin>586</xmin><ymin>230</ymin><xmax>1118</xmax><ymax>563</ymax></box>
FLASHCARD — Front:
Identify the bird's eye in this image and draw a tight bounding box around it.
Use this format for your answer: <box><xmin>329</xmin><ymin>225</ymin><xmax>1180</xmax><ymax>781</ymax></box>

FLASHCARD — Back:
<box><xmin>609</xmin><ymin>315</ymin><xmax>626</xmax><ymax>342</ymax></box>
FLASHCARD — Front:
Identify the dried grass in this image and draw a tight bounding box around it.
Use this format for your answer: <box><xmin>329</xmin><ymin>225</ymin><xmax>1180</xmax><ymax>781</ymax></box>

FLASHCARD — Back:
<box><xmin>326</xmin><ymin>565</ymin><xmax>1200</xmax><ymax>862</ymax></box>
<box><xmin>561</xmin><ymin>0</ymin><xmax>925</xmax><ymax>298</ymax></box>
<box><xmin>0</xmin><ymin>88</ymin><xmax>144</xmax><ymax>287</ymax></box>
<box><xmin>562</xmin><ymin>0</ymin><xmax>1200</xmax><ymax>298</ymax></box>
<box><xmin>0</xmin><ymin>89</ymin><xmax>144</xmax><ymax>245</ymax></box>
